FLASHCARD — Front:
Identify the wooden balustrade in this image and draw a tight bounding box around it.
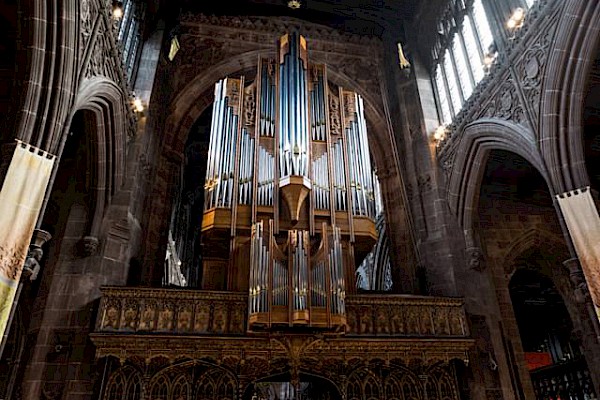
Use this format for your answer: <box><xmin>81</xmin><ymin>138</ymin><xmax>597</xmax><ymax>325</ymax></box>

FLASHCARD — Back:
<box><xmin>95</xmin><ymin>287</ymin><xmax>469</xmax><ymax>338</ymax></box>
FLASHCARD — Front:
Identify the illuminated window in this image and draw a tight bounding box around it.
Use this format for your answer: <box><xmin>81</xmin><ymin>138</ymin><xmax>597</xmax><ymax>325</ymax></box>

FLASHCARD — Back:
<box><xmin>452</xmin><ymin>33</ymin><xmax>474</xmax><ymax>100</ymax></box>
<box><xmin>116</xmin><ymin>0</ymin><xmax>145</xmax><ymax>86</ymax></box>
<box><xmin>435</xmin><ymin>66</ymin><xmax>452</xmax><ymax>124</ymax></box>
<box><xmin>443</xmin><ymin>50</ymin><xmax>462</xmax><ymax>114</ymax></box>
<box><xmin>472</xmin><ymin>0</ymin><xmax>494</xmax><ymax>53</ymax></box>
<box><xmin>462</xmin><ymin>15</ymin><xmax>485</xmax><ymax>83</ymax></box>
<box><xmin>430</xmin><ymin>0</ymin><xmax>495</xmax><ymax>124</ymax></box>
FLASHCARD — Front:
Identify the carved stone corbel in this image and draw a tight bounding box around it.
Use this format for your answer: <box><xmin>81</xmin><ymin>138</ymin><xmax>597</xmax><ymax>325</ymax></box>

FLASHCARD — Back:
<box><xmin>564</xmin><ymin>257</ymin><xmax>590</xmax><ymax>304</ymax></box>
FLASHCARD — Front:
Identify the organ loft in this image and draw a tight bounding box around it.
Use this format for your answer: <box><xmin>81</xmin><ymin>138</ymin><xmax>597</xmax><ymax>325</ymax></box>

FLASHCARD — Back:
<box><xmin>201</xmin><ymin>32</ymin><xmax>381</xmax><ymax>329</ymax></box>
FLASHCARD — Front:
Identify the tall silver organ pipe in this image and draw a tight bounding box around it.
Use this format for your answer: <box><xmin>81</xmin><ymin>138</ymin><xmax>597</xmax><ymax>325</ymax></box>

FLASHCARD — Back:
<box><xmin>249</xmin><ymin>221</ymin><xmax>270</xmax><ymax>315</ymax></box>
<box><xmin>279</xmin><ymin>33</ymin><xmax>309</xmax><ymax>178</ymax></box>
<box><xmin>257</xmin><ymin>146</ymin><xmax>274</xmax><ymax>206</ymax></box>
<box><xmin>291</xmin><ymin>230</ymin><xmax>309</xmax><ymax>314</ymax></box>
<box><xmin>238</xmin><ymin>130</ymin><xmax>255</xmax><ymax>205</ymax></box>
<box><xmin>329</xmin><ymin>227</ymin><xmax>345</xmax><ymax>316</ymax></box>
<box><xmin>332</xmin><ymin>140</ymin><xmax>347</xmax><ymax>211</ymax></box>
<box><xmin>310</xmin><ymin>68</ymin><xmax>326</xmax><ymax>141</ymax></box>
<box><xmin>345</xmin><ymin>93</ymin><xmax>375</xmax><ymax>218</ymax></box>
<box><xmin>259</xmin><ymin>61</ymin><xmax>276</xmax><ymax>137</ymax></box>
<box><xmin>204</xmin><ymin>78</ymin><xmax>240</xmax><ymax>210</ymax></box>
<box><xmin>312</xmin><ymin>152</ymin><xmax>330</xmax><ymax>210</ymax></box>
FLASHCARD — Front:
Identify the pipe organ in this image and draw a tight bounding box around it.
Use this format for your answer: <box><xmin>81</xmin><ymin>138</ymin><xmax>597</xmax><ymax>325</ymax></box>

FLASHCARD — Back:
<box><xmin>201</xmin><ymin>33</ymin><xmax>380</xmax><ymax>330</ymax></box>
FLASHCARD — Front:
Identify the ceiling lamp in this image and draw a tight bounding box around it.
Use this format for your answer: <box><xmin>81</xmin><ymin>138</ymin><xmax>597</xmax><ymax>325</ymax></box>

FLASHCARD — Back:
<box><xmin>288</xmin><ymin>0</ymin><xmax>301</xmax><ymax>9</ymax></box>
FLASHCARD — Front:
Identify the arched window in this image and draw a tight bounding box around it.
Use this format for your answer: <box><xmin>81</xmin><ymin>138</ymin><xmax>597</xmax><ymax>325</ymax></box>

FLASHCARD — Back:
<box><xmin>116</xmin><ymin>0</ymin><xmax>145</xmax><ymax>85</ymax></box>
<box><xmin>431</xmin><ymin>0</ymin><xmax>495</xmax><ymax>123</ymax></box>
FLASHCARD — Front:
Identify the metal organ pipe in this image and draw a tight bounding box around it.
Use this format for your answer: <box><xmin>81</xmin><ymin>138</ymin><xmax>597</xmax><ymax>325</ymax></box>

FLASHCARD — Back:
<box><xmin>312</xmin><ymin>152</ymin><xmax>330</xmax><ymax>210</ymax></box>
<box><xmin>238</xmin><ymin>130</ymin><xmax>255</xmax><ymax>205</ymax></box>
<box><xmin>279</xmin><ymin>33</ymin><xmax>309</xmax><ymax>178</ymax></box>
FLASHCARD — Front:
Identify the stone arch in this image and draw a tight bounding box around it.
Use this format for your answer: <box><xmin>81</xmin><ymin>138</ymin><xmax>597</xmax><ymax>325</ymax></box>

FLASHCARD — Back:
<box><xmin>502</xmin><ymin>228</ymin><xmax>569</xmax><ymax>278</ymax></box>
<box><xmin>13</xmin><ymin>0</ymin><xmax>80</xmax><ymax>153</ymax></box>
<box><xmin>68</xmin><ymin>77</ymin><xmax>129</xmax><ymax>238</ymax></box>
<box><xmin>447</xmin><ymin>118</ymin><xmax>550</xmax><ymax>239</ymax></box>
<box><xmin>539</xmin><ymin>0</ymin><xmax>600</xmax><ymax>193</ymax></box>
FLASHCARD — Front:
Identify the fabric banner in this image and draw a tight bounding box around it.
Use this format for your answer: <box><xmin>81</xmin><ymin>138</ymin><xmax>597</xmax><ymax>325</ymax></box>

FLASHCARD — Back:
<box><xmin>556</xmin><ymin>187</ymin><xmax>600</xmax><ymax>322</ymax></box>
<box><xmin>0</xmin><ymin>142</ymin><xmax>55</xmax><ymax>340</ymax></box>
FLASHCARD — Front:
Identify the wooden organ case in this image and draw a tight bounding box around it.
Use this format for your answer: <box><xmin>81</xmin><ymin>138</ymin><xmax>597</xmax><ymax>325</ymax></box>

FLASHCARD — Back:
<box><xmin>201</xmin><ymin>33</ymin><xmax>379</xmax><ymax>331</ymax></box>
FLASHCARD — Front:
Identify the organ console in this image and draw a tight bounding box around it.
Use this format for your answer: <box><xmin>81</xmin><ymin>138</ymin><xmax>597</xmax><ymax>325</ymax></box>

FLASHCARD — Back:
<box><xmin>201</xmin><ymin>32</ymin><xmax>380</xmax><ymax>331</ymax></box>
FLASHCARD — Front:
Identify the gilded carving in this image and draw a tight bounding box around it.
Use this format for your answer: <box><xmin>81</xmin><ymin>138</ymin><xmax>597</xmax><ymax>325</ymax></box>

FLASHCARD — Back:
<box><xmin>243</xmin><ymin>83</ymin><xmax>256</xmax><ymax>128</ymax></box>
<box><xmin>230</xmin><ymin>305</ymin><xmax>245</xmax><ymax>333</ymax></box>
<box><xmin>212</xmin><ymin>305</ymin><xmax>227</xmax><ymax>333</ymax></box>
<box><xmin>139</xmin><ymin>302</ymin><xmax>156</xmax><ymax>331</ymax></box>
<box><xmin>120</xmin><ymin>300</ymin><xmax>139</xmax><ymax>330</ymax></box>
<box><xmin>158</xmin><ymin>305</ymin><xmax>174</xmax><ymax>330</ymax></box>
<box><xmin>328</xmin><ymin>92</ymin><xmax>341</xmax><ymax>136</ymax></box>
<box><xmin>376</xmin><ymin>307</ymin><xmax>389</xmax><ymax>334</ymax></box>
<box><xmin>194</xmin><ymin>304</ymin><xmax>210</xmax><ymax>332</ymax></box>
<box><xmin>420</xmin><ymin>307</ymin><xmax>433</xmax><ymax>335</ymax></box>
<box><xmin>177</xmin><ymin>305</ymin><xmax>192</xmax><ymax>331</ymax></box>
<box><xmin>103</xmin><ymin>300</ymin><xmax>120</xmax><ymax>329</ymax></box>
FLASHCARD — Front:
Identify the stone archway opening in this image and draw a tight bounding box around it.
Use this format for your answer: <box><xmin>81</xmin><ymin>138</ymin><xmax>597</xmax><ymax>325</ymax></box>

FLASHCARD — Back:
<box><xmin>509</xmin><ymin>267</ymin><xmax>597</xmax><ymax>400</ymax></box>
<box><xmin>243</xmin><ymin>372</ymin><xmax>342</xmax><ymax>400</ymax></box>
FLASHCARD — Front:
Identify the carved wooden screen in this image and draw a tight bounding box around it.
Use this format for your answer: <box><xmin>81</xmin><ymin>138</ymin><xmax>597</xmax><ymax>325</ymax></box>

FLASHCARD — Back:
<box><xmin>151</xmin><ymin>375</ymin><xmax>170</xmax><ymax>400</ymax></box>
<box><xmin>105</xmin><ymin>366</ymin><xmax>142</xmax><ymax>400</ymax></box>
<box><xmin>196</xmin><ymin>369</ymin><xmax>237</xmax><ymax>400</ymax></box>
<box><xmin>345</xmin><ymin>366</ymin><xmax>458</xmax><ymax>400</ymax></box>
<box><xmin>173</xmin><ymin>376</ymin><xmax>191</xmax><ymax>400</ymax></box>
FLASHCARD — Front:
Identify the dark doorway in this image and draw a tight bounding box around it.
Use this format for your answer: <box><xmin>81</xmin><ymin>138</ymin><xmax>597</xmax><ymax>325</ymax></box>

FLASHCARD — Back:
<box><xmin>509</xmin><ymin>268</ymin><xmax>596</xmax><ymax>399</ymax></box>
<box><xmin>243</xmin><ymin>372</ymin><xmax>342</xmax><ymax>400</ymax></box>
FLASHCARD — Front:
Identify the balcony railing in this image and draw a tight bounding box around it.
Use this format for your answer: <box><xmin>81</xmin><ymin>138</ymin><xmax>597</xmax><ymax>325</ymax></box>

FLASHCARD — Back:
<box><xmin>95</xmin><ymin>287</ymin><xmax>469</xmax><ymax>338</ymax></box>
<box><xmin>346</xmin><ymin>294</ymin><xmax>469</xmax><ymax>337</ymax></box>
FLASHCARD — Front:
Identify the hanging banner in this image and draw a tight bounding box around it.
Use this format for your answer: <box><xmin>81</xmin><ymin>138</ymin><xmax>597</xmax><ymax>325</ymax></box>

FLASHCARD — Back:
<box><xmin>0</xmin><ymin>142</ymin><xmax>55</xmax><ymax>339</ymax></box>
<box><xmin>556</xmin><ymin>187</ymin><xmax>600</xmax><ymax>321</ymax></box>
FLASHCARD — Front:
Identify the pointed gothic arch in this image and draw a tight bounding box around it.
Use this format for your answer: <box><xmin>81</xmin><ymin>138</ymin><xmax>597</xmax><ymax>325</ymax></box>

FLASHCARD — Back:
<box><xmin>539</xmin><ymin>0</ymin><xmax>600</xmax><ymax>193</ymax></box>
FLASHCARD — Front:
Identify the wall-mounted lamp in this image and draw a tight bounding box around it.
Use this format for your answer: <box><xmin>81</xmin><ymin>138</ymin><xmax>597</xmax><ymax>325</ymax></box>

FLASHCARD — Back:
<box><xmin>133</xmin><ymin>97</ymin><xmax>144</xmax><ymax>113</ymax></box>
<box><xmin>433</xmin><ymin>125</ymin><xmax>448</xmax><ymax>144</ymax></box>
<box><xmin>506</xmin><ymin>7</ymin><xmax>525</xmax><ymax>31</ymax></box>
<box><xmin>112</xmin><ymin>1</ymin><xmax>124</xmax><ymax>20</ymax></box>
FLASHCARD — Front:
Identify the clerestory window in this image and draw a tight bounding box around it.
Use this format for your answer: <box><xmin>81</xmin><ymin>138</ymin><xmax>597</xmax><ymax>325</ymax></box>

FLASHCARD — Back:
<box><xmin>116</xmin><ymin>0</ymin><xmax>145</xmax><ymax>86</ymax></box>
<box><xmin>431</xmin><ymin>0</ymin><xmax>496</xmax><ymax>124</ymax></box>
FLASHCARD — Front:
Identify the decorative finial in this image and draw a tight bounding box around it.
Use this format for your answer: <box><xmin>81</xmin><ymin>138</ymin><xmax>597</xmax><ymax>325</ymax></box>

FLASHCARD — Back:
<box><xmin>288</xmin><ymin>0</ymin><xmax>301</xmax><ymax>9</ymax></box>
